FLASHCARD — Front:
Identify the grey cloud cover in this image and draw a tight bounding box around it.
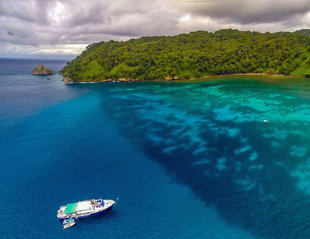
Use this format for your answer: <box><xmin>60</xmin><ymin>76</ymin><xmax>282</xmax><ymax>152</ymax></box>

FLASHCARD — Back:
<box><xmin>169</xmin><ymin>0</ymin><xmax>310</xmax><ymax>24</ymax></box>
<box><xmin>0</xmin><ymin>0</ymin><xmax>309</xmax><ymax>57</ymax></box>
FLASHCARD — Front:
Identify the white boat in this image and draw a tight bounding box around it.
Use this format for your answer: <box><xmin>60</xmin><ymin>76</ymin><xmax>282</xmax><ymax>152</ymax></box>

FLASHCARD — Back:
<box><xmin>63</xmin><ymin>218</ymin><xmax>75</xmax><ymax>229</ymax></box>
<box><xmin>57</xmin><ymin>198</ymin><xmax>115</xmax><ymax>220</ymax></box>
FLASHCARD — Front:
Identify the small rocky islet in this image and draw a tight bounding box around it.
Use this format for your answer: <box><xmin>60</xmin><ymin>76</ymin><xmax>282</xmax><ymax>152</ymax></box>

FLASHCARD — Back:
<box><xmin>31</xmin><ymin>64</ymin><xmax>56</xmax><ymax>75</ymax></box>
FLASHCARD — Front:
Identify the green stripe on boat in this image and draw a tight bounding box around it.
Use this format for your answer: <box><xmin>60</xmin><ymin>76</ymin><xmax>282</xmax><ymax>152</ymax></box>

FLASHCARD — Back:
<box><xmin>64</xmin><ymin>203</ymin><xmax>78</xmax><ymax>214</ymax></box>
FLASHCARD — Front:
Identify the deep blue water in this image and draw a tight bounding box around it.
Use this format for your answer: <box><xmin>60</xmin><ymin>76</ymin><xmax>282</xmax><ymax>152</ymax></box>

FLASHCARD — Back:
<box><xmin>1</xmin><ymin>59</ymin><xmax>310</xmax><ymax>239</ymax></box>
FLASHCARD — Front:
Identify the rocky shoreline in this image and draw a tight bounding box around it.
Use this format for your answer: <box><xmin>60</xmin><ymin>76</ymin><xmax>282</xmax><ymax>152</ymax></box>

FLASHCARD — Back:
<box><xmin>63</xmin><ymin>73</ymin><xmax>307</xmax><ymax>84</ymax></box>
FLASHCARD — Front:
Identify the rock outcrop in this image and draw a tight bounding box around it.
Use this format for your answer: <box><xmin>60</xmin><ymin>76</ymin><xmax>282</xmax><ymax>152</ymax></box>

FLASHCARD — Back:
<box><xmin>31</xmin><ymin>64</ymin><xmax>56</xmax><ymax>75</ymax></box>
<box><xmin>63</xmin><ymin>76</ymin><xmax>73</xmax><ymax>83</ymax></box>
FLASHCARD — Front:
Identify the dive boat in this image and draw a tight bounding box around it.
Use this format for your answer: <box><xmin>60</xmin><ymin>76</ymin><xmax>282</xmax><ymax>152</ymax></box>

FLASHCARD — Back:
<box><xmin>63</xmin><ymin>218</ymin><xmax>75</xmax><ymax>229</ymax></box>
<box><xmin>57</xmin><ymin>198</ymin><xmax>115</xmax><ymax>220</ymax></box>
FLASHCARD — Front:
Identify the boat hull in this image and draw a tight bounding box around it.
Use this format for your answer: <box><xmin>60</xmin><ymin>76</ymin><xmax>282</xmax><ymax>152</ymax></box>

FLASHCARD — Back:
<box><xmin>59</xmin><ymin>204</ymin><xmax>114</xmax><ymax>220</ymax></box>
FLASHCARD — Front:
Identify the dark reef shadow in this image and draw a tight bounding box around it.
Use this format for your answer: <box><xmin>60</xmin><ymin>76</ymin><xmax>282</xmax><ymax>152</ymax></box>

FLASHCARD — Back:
<box><xmin>82</xmin><ymin>81</ymin><xmax>310</xmax><ymax>239</ymax></box>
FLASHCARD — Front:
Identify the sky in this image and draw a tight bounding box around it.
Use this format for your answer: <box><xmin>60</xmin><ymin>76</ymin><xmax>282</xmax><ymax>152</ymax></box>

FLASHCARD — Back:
<box><xmin>1</xmin><ymin>0</ymin><xmax>310</xmax><ymax>59</ymax></box>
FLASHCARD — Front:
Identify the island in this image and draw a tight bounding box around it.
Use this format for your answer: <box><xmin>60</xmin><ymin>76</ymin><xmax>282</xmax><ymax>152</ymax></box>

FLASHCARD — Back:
<box><xmin>32</xmin><ymin>64</ymin><xmax>56</xmax><ymax>75</ymax></box>
<box><xmin>60</xmin><ymin>29</ymin><xmax>310</xmax><ymax>83</ymax></box>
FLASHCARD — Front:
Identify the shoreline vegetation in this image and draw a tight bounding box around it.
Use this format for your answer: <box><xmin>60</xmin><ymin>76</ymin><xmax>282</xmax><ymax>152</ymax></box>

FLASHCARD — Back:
<box><xmin>60</xmin><ymin>29</ymin><xmax>310</xmax><ymax>83</ymax></box>
<box><xmin>63</xmin><ymin>73</ymin><xmax>306</xmax><ymax>84</ymax></box>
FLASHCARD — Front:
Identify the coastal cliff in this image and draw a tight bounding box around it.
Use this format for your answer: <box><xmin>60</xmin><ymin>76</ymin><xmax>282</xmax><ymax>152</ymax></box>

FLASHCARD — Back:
<box><xmin>60</xmin><ymin>29</ymin><xmax>310</xmax><ymax>82</ymax></box>
<box><xmin>32</xmin><ymin>64</ymin><xmax>56</xmax><ymax>75</ymax></box>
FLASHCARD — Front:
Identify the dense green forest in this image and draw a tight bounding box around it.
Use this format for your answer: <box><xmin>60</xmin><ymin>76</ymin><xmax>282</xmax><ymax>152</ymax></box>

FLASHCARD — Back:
<box><xmin>60</xmin><ymin>29</ymin><xmax>310</xmax><ymax>82</ymax></box>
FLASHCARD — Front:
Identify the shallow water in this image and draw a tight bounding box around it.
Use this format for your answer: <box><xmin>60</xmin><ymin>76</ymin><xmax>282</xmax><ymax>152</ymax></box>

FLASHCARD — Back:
<box><xmin>1</xmin><ymin>59</ymin><xmax>310</xmax><ymax>238</ymax></box>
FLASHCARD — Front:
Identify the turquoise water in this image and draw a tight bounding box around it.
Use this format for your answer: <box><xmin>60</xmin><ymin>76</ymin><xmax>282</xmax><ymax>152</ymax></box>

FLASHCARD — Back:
<box><xmin>1</xmin><ymin>60</ymin><xmax>310</xmax><ymax>238</ymax></box>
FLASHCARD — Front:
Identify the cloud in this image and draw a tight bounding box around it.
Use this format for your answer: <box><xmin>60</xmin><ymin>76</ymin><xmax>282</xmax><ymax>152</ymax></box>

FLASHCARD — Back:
<box><xmin>0</xmin><ymin>0</ymin><xmax>309</xmax><ymax>57</ymax></box>
<box><xmin>168</xmin><ymin>0</ymin><xmax>310</xmax><ymax>24</ymax></box>
<box><xmin>0</xmin><ymin>0</ymin><xmax>181</xmax><ymax>56</ymax></box>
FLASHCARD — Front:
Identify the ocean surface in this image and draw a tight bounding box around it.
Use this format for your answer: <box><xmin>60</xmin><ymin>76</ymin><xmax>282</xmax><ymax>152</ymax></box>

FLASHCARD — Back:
<box><xmin>1</xmin><ymin>59</ymin><xmax>310</xmax><ymax>239</ymax></box>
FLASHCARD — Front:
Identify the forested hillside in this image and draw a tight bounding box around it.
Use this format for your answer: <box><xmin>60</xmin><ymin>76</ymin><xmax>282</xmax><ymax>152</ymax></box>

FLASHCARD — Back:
<box><xmin>60</xmin><ymin>29</ymin><xmax>310</xmax><ymax>82</ymax></box>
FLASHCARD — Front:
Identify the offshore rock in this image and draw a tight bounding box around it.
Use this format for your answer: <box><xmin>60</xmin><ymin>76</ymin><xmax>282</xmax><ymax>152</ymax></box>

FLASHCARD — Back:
<box><xmin>31</xmin><ymin>64</ymin><xmax>56</xmax><ymax>75</ymax></box>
